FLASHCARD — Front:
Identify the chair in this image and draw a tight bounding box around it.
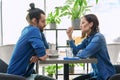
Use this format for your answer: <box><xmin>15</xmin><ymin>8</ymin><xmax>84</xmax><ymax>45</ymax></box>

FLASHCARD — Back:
<box><xmin>114</xmin><ymin>65</ymin><xmax>120</xmax><ymax>73</ymax></box>
<box><xmin>0</xmin><ymin>44</ymin><xmax>26</xmax><ymax>80</ymax></box>
<box><xmin>0</xmin><ymin>44</ymin><xmax>15</xmax><ymax>64</ymax></box>
<box><xmin>0</xmin><ymin>73</ymin><xmax>26</xmax><ymax>80</ymax></box>
<box><xmin>109</xmin><ymin>65</ymin><xmax>120</xmax><ymax>80</ymax></box>
<box><xmin>0</xmin><ymin>59</ymin><xmax>8</xmax><ymax>73</ymax></box>
<box><xmin>107</xmin><ymin>43</ymin><xmax>120</xmax><ymax>64</ymax></box>
<box><xmin>0</xmin><ymin>59</ymin><xmax>26</xmax><ymax>80</ymax></box>
<box><xmin>109</xmin><ymin>74</ymin><xmax>120</xmax><ymax>80</ymax></box>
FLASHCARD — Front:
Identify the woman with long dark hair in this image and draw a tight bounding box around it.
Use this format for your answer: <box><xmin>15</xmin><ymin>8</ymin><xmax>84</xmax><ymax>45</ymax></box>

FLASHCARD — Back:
<box><xmin>66</xmin><ymin>14</ymin><xmax>115</xmax><ymax>80</ymax></box>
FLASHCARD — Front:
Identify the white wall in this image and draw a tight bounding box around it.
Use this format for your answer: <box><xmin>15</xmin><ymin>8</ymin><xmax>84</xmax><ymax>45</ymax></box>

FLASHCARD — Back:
<box><xmin>2</xmin><ymin>0</ymin><xmax>44</xmax><ymax>45</ymax></box>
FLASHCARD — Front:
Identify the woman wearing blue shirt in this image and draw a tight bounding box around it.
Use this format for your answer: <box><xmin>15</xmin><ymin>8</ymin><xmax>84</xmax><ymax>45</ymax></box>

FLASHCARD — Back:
<box><xmin>66</xmin><ymin>14</ymin><xmax>115</xmax><ymax>80</ymax></box>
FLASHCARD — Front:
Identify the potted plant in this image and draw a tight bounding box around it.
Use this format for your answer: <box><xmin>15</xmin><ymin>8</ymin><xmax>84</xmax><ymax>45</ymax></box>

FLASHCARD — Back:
<box><xmin>58</xmin><ymin>0</ymin><xmax>98</xmax><ymax>29</ymax></box>
<box><xmin>69</xmin><ymin>63</ymin><xmax>84</xmax><ymax>74</ymax></box>
<box><xmin>45</xmin><ymin>64</ymin><xmax>63</xmax><ymax>77</ymax></box>
<box><xmin>46</xmin><ymin>8</ymin><xmax>61</xmax><ymax>29</ymax></box>
<box><xmin>69</xmin><ymin>64</ymin><xmax>74</xmax><ymax>73</ymax></box>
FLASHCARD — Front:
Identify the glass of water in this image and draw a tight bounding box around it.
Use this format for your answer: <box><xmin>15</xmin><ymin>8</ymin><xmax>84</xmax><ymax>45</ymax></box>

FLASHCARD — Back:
<box><xmin>65</xmin><ymin>48</ymin><xmax>73</xmax><ymax>58</ymax></box>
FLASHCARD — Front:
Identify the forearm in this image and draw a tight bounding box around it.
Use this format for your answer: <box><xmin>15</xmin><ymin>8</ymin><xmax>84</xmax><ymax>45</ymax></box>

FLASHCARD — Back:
<box><xmin>69</xmin><ymin>40</ymin><xmax>79</xmax><ymax>55</ymax></box>
<box><xmin>68</xmin><ymin>36</ymin><xmax>73</xmax><ymax>40</ymax></box>
<box><xmin>39</xmin><ymin>54</ymin><xmax>48</xmax><ymax>61</ymax></box>
<box><xmin>69</xmin><ymin>39</ymin><xmax>86</xmax><ymax>55</ymax></box>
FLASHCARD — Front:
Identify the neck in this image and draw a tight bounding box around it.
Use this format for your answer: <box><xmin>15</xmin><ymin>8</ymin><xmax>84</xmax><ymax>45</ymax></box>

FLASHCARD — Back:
<box><xmin>29</xmin><ymin>23</ymin><xmax>44</xmax><ymax>32</ymax></box>
<box><xmin>29</xmin><ymin>23</ymin><xmax>38</xmax><ymax>27</ymax></box>
<box><xmin>86</xmin><ymin>29</ymin><xmax>91</xmax><ymax>37</ymax></box>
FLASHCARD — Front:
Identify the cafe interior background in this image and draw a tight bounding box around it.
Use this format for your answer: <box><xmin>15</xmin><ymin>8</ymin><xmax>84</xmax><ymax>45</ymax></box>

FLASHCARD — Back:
<box><xmin>1</xmin><ymin>0</ymin><xmax>120</xmax><ymax>79</ymax></box>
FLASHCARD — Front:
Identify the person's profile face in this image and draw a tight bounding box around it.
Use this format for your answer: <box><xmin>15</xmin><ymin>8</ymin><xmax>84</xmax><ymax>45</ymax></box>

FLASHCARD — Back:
<box><xmin>38</xmin><ymin>14</ymin><xmax>46</xmax><ymax>30</ymax></box>
<box><xmin>80</xmin><ymin>17</ymin><xmax>92</xmax><ymax>33</ymax></box>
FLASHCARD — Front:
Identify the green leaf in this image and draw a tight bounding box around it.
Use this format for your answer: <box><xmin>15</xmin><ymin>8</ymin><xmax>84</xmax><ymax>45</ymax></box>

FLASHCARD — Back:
<box><xmin>57</xmin><ymin>0</ymin><xmax>99</xmax><ymax>20</ymax></box>
<box><xmin>96</xmin><ymin>0</ymin><xmax>98</xmax><ymax>4</ymax></box>
<box><xmin>69</xmin><ymin>64</ymin><xmax>74</xmax><ymax>67</ymax></box>
<box><xmin>79</xmin><ymin>0</ymin><xmax>83</xmax><ymax>7</ymax></box>
<box><xmin>60</xmin><ymin>12</ymin><xmax>72</xmax><ymax>17</ymax></box>
<box><xmin>65</xmin><ymin>0</ymin><xmax>75</xmax><ymax>5</ymax></box>
<box><xmin>46</xmin><ymin>7</ymin><xmax>62</xmax><ymax>24</ymax></box>
<box><xmin>85</xmin><ymin>6</ymin><xmax>93</xmax><ymax>8</ymax></box>
<box><xmin>83</xmin><ymin>0</ymin><xmax>87</xmax><ymax>6</ymax></box>
<box><xmin>54</xmin><ymin>8</ymin><xmax>59</xmax><ymax>17</ymax></box>
<box><xmin>45</xmin><ymin>64</ymin><xmax>63</xmax><ymax>74</ymax></box>
<box><xmin>85</xmin><ymin>9</ymin><xmax>91</xmax><ymax>12</ymax></box>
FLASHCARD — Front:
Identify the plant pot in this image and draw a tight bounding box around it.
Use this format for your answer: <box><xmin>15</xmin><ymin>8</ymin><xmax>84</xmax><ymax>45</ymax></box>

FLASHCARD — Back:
<box><xmin>50</xmin><ymin>23</ymin><xmax>56</xmax><ymax>29</ymax></box>
<box><xmin>47</xmin><ymin>74</ymin><xmax>53</xmax><ymax>77</ymax></box>
<box><xmin>69</xmin><ymin>65</ymin><xmax>74</xmax><ymax>74</ymax></box>
<box><xmin>72</xmin><ymin>18</ymin><xmax>80</xmax><ymax>29</ymax></box>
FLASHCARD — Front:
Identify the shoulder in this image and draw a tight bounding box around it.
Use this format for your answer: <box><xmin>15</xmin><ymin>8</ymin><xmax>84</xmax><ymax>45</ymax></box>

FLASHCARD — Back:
<box><xmin>92</xmin><ymin>32</ymin><xmax>105</xmax><ymax>42</ymax></box>
<box><xmin>28</xmin><ymin>26</ymin><xmax>40</xmax><ymax>32</ymax></box>
<box><xmin>94</xmin><ymin>32</ymin><xmax>103</xmax><ymax>36</ymax></box>
<box><xmin>25</xmin><ymin>26</ymin><xmax>41</xmax><ymax>36</ymax></box>
<box><xmin>94</xmin><ymin>32</ymin><xmax>104</xmax><ymax>39</ymax></box>
<box><xmin>22</xmin><ymin>25</ymin><xmax>39</xmax><ymax>32</ymax></box>
<box><xmin>23</xmin><ymin>25</ymin><xmax>42</xmax><ymax>37</ymax></box>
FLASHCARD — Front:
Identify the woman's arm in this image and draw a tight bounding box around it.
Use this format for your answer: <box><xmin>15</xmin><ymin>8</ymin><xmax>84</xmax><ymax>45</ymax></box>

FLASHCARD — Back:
<box><xmin>76</xmin><ymin>34</ymin><xmax>102</xmax><ymax>58</ymax></box>
<box><xmin>69</xmin><ymin>39</ymin><xmax>87</xmax><ymax>55</ymax></box>
<box><xmin>66</xmin><ymin>27</ymin><xmax>87</xmax><ymax>55</ymax></box>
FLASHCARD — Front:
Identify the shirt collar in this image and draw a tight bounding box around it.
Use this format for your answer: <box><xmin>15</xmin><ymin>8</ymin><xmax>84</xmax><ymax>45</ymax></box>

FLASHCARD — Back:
<box><xmin>87</xmin><ymin>32</ymin><xmax>97</xmax><ymax>38</ymax></box>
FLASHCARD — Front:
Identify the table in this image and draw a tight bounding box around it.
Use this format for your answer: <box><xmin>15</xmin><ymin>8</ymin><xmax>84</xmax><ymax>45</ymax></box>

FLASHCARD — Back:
<box><xmin>37</xmin><ymin>57</ymin><xmax>97</xmax><ymax>80</ymax></box>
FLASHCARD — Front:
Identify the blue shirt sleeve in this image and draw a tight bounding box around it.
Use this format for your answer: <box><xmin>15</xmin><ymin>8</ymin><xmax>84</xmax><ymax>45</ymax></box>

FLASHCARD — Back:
<box><xmin>77</xmin><ymin>35</ymin><xmax>102</xmax><ymax>58</ymax></box>
<box><xmin>69</xmin><ymin>39</ymin><xmax>87</xmax><ymax>55</ymax></box>
<box><xmin>41</xmin><ymin>32</ymin><xmax>49</xmax><ymax>49</ymax></box>
<box><xmin>28</xmin><ymin>27</ymin><xmax>46</xmax><ymax>57</ymax></box>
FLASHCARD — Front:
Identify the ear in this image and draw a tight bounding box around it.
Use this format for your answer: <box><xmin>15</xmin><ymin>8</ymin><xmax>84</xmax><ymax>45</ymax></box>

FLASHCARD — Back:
<box><xmin>89</xmin><ymin>22</ymin><xmax>93</xmax><ymax>28</ymax></box>
<box><xmin>31</xmin><ymin>18</ymin><xmax>37</xmax><ymax>25</ymax></box>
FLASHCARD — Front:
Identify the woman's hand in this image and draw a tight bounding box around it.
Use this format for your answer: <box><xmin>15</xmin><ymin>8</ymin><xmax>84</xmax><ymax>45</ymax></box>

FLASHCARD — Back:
<box><xmin>66</xmin><ymin>27</ymin><xmax>73</xmax><ymax>40</ymax></box>
<box><xmin>30</xmin><ymin>56</ymin><xmax>39</xmax><ymax>64</ymax></box>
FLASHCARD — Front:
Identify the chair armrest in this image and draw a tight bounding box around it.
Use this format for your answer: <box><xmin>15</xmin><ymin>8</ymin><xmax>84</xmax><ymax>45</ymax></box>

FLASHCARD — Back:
<box><xmin>0</xmin><ymin>73</ymin><xmax>26</xmax><ymax>80</ymax></box>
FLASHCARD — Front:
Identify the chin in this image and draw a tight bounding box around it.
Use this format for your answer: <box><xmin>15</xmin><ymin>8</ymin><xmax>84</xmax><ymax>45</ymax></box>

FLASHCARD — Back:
<box><xmin>39</xmin><ymin>26</ymin><xmax>45</xmax><ymax>31</ymax></box>
<box><xmin>82</xmin><ymin>30</ymin><xmax>88</xmax><ymax>32</ymax></box>
<box><xmin>81</xmin><ymin>30</ymin><xmax>85</xmax><ymax>32</ymax></box>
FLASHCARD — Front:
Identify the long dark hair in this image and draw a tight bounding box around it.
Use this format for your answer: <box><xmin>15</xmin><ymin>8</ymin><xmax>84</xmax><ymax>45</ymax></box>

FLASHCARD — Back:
<box><xmin>81</xmin><ymin>14</ymin><xmax>99</xmax><ymax>38</ymax></box>
<box><xmin>26</xmin><ymin>3</ymin><xmax>45</xmax><ymax>23</ymax></box>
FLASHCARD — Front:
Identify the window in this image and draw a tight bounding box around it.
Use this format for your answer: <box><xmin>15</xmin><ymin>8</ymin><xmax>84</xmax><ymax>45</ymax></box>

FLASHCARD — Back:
<box><xmin>1</xmin><ymin>0</ymin><xmax>120</xmax><ymax>45</ymax></box>
<box><xmin>2</xmin><ymin>0</ymin><xmax>44</xmax><ymax>45</ymax></box>
<box><xmin>0</xmin><ymin>0</ymin><xmax>2</xmax><ymax>45</ymax></box>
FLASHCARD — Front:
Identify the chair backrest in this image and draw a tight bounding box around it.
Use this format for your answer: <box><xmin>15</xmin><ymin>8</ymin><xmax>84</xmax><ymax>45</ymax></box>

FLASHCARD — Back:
<box><xmin>0</xmin><ymin>59</ymin><xmax>8</xmax><ymax>73</ymax></box>
<box><xmin>109</xmin><ymin>74</ymin><xmax>120</xmax><ymax>80</ymax></box>
<box><xmin>0</xmin><ymin>73</ymin><xmax>26</xmax><ymax>80</ymax></box>
<box><xmin>0</xmin><ymin>44</ymin><xmax>15</xmax><ymax>64</ymax></box>
<box><xmin>107</xmin><ymin>43</ymin><xmax>120</xmax><ymax>64</ymax></box>
<box><xmin>114</xmin><ymin>65</ymin><xmax>120</xmax><ymax>74</ymax></box>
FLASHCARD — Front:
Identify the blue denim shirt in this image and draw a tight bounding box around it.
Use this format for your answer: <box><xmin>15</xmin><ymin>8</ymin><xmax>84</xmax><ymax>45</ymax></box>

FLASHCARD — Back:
<box><xmin>7</xmin><ymin>25</ymin><xmax>47</xmax><ymax>77</ymax></box>
<box><xmin>69</xmin><ymin>32</ymin><xmax>115</xmax><ymax>80</ymax></box>
<box><xmin>41</xmin><ymin>32</ymin><xmax>49</xmax><ymax>49</ymax></box>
